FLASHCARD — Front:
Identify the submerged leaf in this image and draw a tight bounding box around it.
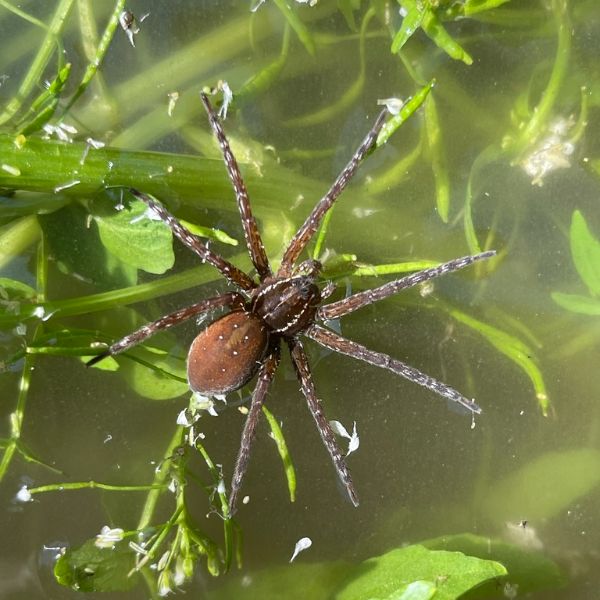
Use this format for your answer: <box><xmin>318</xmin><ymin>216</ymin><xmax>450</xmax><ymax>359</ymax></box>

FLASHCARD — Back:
<box><xmin>92</xmin><ymin>197</ymin><xmax>174</xmax><ymax>275</ymax></box>
<box><xmin>447</xmin><ymin>307</ymin><xmax>549</xmax><ymax>415</ymax></box>
<box><xmin>336</xmin><ymin>544</ymin><xmax>505</xmax><ymax>600</ymax></box>
<box><xmin>424</xmin><ymin>533</ymin><xmax>566</xmax><ymax>596</ymax></box>
<box><xmin>481</xmin><ymin>448</ymin><xmax>600</xmax><ymax>522</ymax></box>
<box><xmin>263</xmin><ymin>405</ymin><xmax>297</xmax><ymax>502</ymax></box>
<box><xmin>54</xmin><ymin>539</ymin><xmax>138</xmax><ymax>593</ymax></box>
<box><xmin>120</xmin><ymin>346</ymin><xmax>189</xmax><ymax>400</ymax></box>
<box><xmin>551</xmin><ymin>292</ymin><xmax>600</xmax><ymax>315</ymax></box>
<box><xmin>570</xmin><ymin>210</ymin><xmax>600</xmax><ymax>297</ymax></box>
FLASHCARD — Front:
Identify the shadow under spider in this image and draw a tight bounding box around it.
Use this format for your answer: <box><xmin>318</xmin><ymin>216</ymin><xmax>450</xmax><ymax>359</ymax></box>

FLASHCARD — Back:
<box><xmin>88</xmin><ymin>93</ymin><xmax>495</xmax><ymax>514</ymax></box>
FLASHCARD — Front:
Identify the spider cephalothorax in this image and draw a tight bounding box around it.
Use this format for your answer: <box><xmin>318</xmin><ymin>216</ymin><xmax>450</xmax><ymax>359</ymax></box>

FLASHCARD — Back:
<box><xmin>88</xmin><ymin>93</ymin><xmax>494</xmax><ymax>512</ymax></box>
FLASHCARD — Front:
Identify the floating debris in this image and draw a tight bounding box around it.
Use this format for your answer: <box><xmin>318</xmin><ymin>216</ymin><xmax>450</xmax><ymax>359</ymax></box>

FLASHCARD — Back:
<box><xmin>289</xmin><ymin>537</ymin><xmax>312</xmax><ymax>562</ymax></box>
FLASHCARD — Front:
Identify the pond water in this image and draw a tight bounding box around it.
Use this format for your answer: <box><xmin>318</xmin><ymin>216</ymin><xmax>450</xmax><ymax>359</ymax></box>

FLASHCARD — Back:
<box><xmin>1</xmin><ymin>1</ymin><xmax>599</xmax><ymax>598</ymax></box>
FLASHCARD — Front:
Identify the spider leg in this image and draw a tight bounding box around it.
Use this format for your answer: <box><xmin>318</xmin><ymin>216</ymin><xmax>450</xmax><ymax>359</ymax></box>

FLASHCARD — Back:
<box><xmin>278</xmin><ymin>107</ymin><xmax>388</xmax><ymax>277</ymax></box>
<box><xmin>130</xmin><ymin>189</ymin><xmax>255</xmax><ymax>291</ymax></box>
<box><xmin>200</xmin><ymin>92</ymin><xmax>271</xmax><ymax>281</ymax></box>
<box><xmin>318</xmin><ymin>251</ymin><xmax>495</xmax><ymax>320</ymax></box>
<box><xmin>229</xmin><ymin>342</ymin><xmax>281</xmax><ymax>514</ymax></box>
<box><xmin>86</xmin><ymin>292</ymin><xmax>244</xmax><ymax>367</ymax></box>
<box><xmin>305</xmin><ymin>324</ymin><xmax>481</xmax><ymax>414</ymax></box>
<box><xmin>287</xmin><ymin>338</ymin><xmax>359</xmax><ymax>507</ymax></box>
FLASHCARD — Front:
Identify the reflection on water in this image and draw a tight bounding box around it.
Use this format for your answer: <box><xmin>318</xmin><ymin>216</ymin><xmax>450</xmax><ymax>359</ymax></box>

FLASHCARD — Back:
<box><xmin>1</xmin><ymin>1</ymin><xmax>599</xmax><ymax>598</ymax></box>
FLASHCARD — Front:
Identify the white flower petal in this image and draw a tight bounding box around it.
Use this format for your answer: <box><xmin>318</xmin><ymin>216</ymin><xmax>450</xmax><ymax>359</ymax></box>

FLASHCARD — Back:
<box><xmin>16</xmin><ymin>485</ymin><xmax>32</xmax><ymax>503</ymax></box>
<box><xmin>346</xmin><ymin>421</ymin><xmax>360</xmax><ymax>456</ymax></box>
<box><xmin>329</xmin><ymin>420</ymin><xmax>350</xmax><ymax>439</ymax></box>
<box><xmin>289</xmin><ymin>537</ymin><xmax>312</xmax><ymax>563</ymax></box>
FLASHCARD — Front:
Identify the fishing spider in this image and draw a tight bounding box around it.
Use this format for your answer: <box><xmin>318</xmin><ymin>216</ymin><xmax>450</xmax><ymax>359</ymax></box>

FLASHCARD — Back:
<box><xmin>88</xmin><ymin>93</ymin><xmax>494</xmax><ymax>512</ymax></box>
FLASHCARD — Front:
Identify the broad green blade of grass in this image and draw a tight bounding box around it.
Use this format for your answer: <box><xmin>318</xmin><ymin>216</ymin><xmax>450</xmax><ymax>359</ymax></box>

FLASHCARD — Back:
<box><xmin>569</xmin><ymin>210</ymin><xmax>600</xmax><ymax>297</ymax></box>
<box><xmin>447</xmin><ymin>306</ymin><xmax>550</xmax><ymax>415</ymax></box>
<box><xmin>376</xmin><ymin>80</ymin><xmax>434</xmax><ymax>147</ymax></box>
<box><xmin>263</xmin><ymin>405</ymin><xmax>297</xmax><ymax>503</ymax></box>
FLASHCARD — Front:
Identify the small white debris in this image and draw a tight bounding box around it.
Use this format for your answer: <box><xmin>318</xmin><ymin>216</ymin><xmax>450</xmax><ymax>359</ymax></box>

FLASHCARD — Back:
<box><xmin>95</xmin><ymin>525</ymin><xmax>124</xmax><ymax>549</ymax></box>
<box><xmin>330</xmin><ymin>420</ymin><xmax>360</xmax><ymax>456</ymax></box>
<box><xmin>250</xmin><ymin>0</ymin><xmax>266</xmax><ymax>12</ymax></box>
<box><xmin>351</xmin><ymin>207</ymin><xmax>378</xmax><ymax>219</ymax></box>
<box><xmin>128</xmin><ymin>540</ymin><xmax>148</xmax><ymax>556</ymax></box>
<box><xmin>289</xmin><ymin>537</ymin><xmax>312</xmax><ymax>562</ymax></box>
<box><xmin>1</xmin><ymin>164</ymin><xmax>20</xmax><ymax>176</ymax></box>
<box><xmin>505</xmin><ymin>520</ymin><xmax>543</xmax><ymax>551</ymax></box>
<box><xmin>12</xmin><ymin>322</ymin><xmax>27</xmax><ymax>337</ymax></box>
<box><xmin>377</xmin><ymin>97</ymin><xmax>404</xmax><ymax>115</ymax></box>
<box><xmin>242</xmin><ymin>495</ymin><xmax>250</xmax><ymax>505</ymax></box>
<box><xmin>54</xmin><ymin>180</ymin><xmax>81</xmax><ymax>193</ymax></box>
<box><xmin>103</xmin><ymin>434</ymin><xmax>112</xmax><ymax>444</ymax></box>
<box><xmin>217</xmin><ymin>81</ymin><xmax>233</xmax><ymax>120</ymax></box>
<box><xmin>32</xmin><ymin>306</ymin><xmax>45</xmax><ymax>319</ymax></box>
<box><xmin>86</xmin><ymin>137</ymin><xmax>105</xmax><ymax>150</ymax></box>
<box><xmin>168</xmin><ymin>478</ymin><xmax>178</xmax><ymax>493</ymax></box>
<box><xmin>43</xmin><ymin>122</ymin><xmax>77</xmax><ymax>142</ymax></box>
<box><xmin>520</xmin><ymin>116</ymin><xmax>577</xmax><ymax>186</ymax></box>
<box><xmin>176</xmin><ymin>409</ymin><xmax>191</xmax><ymax>426</ymax></box>
<box><xmin>217</xmin><ymin>479</ymin><xmax>226</xmax><ymax>495</ymax></box>
<box><xmin>167</xmin><ymin>91</ymin><xmax>179</xmax><ymax>117</ymax></box>
<box><xmin>419</xmin><ymin>280</ymin><xmax>434</xmax><ymax>298</ymax></box>
<box><xmin>119</xmin><ymin>10</ymin><xmax>148</xmax><ymax>47</ymax></box>
<box><xmin>16</xmin><ymin>485</ymin><xmax>32</xmax><ymax>503</ymax></box>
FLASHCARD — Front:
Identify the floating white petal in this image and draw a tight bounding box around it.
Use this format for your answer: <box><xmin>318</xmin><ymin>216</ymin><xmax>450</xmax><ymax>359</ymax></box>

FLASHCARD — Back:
<box><xmin>289</xmin><ymin>537</ymin><xmax>312</xmax><ymax>563</ymax></box>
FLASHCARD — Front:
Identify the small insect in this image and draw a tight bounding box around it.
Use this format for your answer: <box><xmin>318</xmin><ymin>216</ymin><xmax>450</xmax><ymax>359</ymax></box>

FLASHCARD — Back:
<box><xmin>88</xmin><ymin>93</ymin><xmax>494</xmax><ymax>513</ymax></box>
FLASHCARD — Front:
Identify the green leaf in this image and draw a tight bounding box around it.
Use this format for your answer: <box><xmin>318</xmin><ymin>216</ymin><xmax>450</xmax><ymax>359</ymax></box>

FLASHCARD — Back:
<box><xmin>263</xmin><ymin>404</ymin><xmax>297</xmax><ymax>502</ymax></box>
<box><xmin>272</xmin><ymin>0</ymin><xmax>315</xmax><ymax>56</ymax></box>
<box><xmin>180</xmin><ymin>218</ymin><xmax>238</xmax><ymax>246</ymax></box>
<box><xmin>481</xmin><ymin>448</ymin><xmax>600</xmax><ymax>521</ymax></box>
<box><xmin>391</xmin><ymin>3</ymin><xmax>425</xmax><ymax>54</ymax></box>
<box><xmin>376</xmin><ymin>80</ymin><xmax>435</xmax><ymax>148</ymax></box>
<box><xmin>91</xmin><ymin>197</ymin><xmax>175</xmax><ymax>275</ymax></box>
<box><xmin>120</xmin><ymin>346</ymin><xmax>189</xmax><ymax>400</ymax></box>
<box><xmin>54</xmin><ymin>538</ymin><xmax>138</xmax><ymax>593</ymax></box>
<box><xmin>551</xmin><ymin>292</ymin><xmax>600</xmax><ymax>315</ymax></box>
<box><xmin>446</xmin><ymin>307</ymin><xmax>549</xmax><ymax>416</ymax></box>
<box><xmin>337</xmin><ymin>0</ymin><xmax>361</xmax><ymax>31</ymax></box>
<box><xmin>0</xmin><ymin>277</ymin><xmax>36</xmax><ymax>300</ymax></box>
<box><xmin>397</xmin><ymin>0</ymin><xmax>473</xmax><ymax>65</ymax></box>
<box><xmin>424</xmin><ymin>94</ymin><xmax>450</xmax><ymax>223</ymax></box>
<box><xmin>460</xmin><ymin>0</ymin><xmax>511</xmax><ymax>16</ymax></box>
<box><xmin>39</xmin><ymin>203</ymin><xmax>138</xmax><ymax>291</ymax></box>
<box><xmin>570</xmin><ymin>210</ymin><xmax>600</xmax><ymax>296</ymax></box>
<box><xmin>424</xmin><ymin>533</ymin><xmax>566</xmax><ymax>596</ymax></box>
<box><xmin>335</xmin><ymin>545</ymin><xmax>506</xmax><ymax>600</ymax></box>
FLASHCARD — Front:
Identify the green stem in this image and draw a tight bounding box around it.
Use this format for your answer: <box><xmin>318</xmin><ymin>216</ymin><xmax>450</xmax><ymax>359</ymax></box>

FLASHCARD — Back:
<box><xmin>137</xmin><ymin>426</ymin><xmax>186</xmax><ymax>531</ymax></box>
<box><xmin>513</xmin><ymin>0</ymin><xmax>571</xmax><ymax>152</ymax></box>
<box><xmin>0</xmin><ymin>0</ymin><xmax>75</xmax><ymax>125</ymax></box>
<box><xmin>29</xmin><ymin>481</ymin><xmax>166</xmax><ymax>494</ymax></box>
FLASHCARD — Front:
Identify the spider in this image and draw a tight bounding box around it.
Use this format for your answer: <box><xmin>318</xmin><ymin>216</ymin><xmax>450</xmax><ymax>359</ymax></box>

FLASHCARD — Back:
<box><xmin>88</xmin><ymin>93</ymin><xmax>494</xmax><ymax>513</ymax></box>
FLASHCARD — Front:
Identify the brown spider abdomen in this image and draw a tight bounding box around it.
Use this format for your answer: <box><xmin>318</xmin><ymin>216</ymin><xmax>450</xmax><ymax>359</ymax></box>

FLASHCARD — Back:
<box><xmin>187</xmin><ymin>311</ymin><xmax>269</xmax><ymax>396</ymax></box>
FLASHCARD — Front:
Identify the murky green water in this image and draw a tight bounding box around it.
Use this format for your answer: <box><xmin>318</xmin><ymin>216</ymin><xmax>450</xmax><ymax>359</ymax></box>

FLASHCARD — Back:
<box><xmin>1</xmin><ymin>1</ymin><xmax>600</xmax><ymax>598</ymax></box>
